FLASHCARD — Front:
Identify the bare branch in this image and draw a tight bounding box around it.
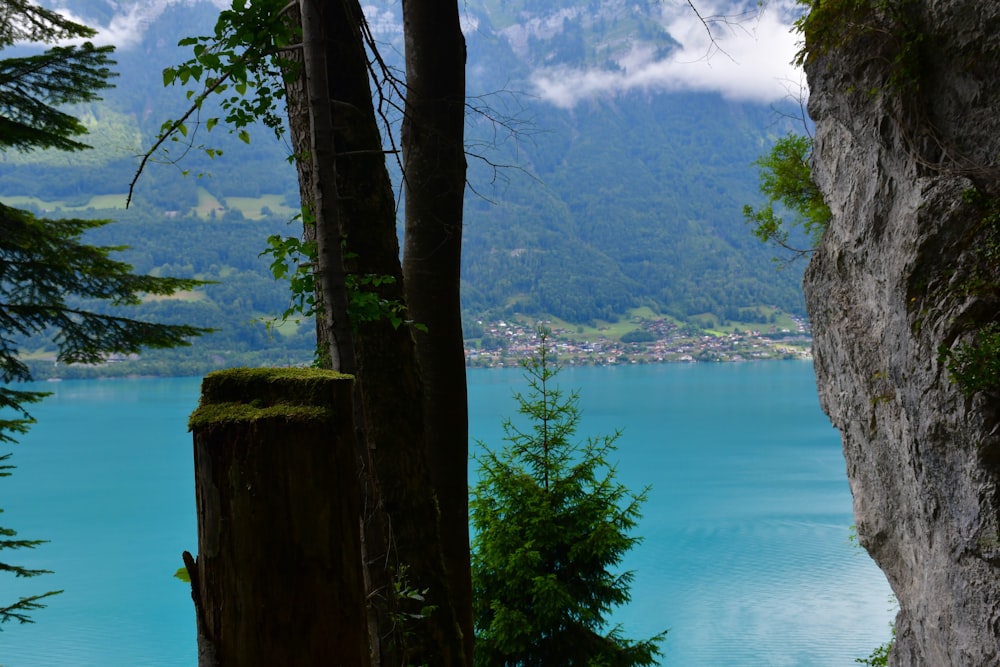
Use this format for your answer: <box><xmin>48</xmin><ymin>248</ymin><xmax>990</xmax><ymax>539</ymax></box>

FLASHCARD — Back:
<box><xmin>682</xmin><ymin>0</ymin><xmax>770</xmax><ymax>64</ymax></box>
<box><xmin>770</xmin><ymin>74</ymin><xmax>813</xmax><ymax>138</ymax></box>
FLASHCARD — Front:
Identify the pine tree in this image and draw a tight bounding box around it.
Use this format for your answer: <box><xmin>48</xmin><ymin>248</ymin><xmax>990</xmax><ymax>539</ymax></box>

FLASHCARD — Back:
<box><xmin>0</xmin><ymin>0</ymin><xmax>116</xmax><ymax>152</ymax></box>
<box><xmin>0</xmin><ymin>0</ymin><xmax>206</xmax><ymax>628</ymax></box>
<box><xmin>471</xmin><ymin>331</ymin><xmax>665</xmax><ymax>666</ymax></box>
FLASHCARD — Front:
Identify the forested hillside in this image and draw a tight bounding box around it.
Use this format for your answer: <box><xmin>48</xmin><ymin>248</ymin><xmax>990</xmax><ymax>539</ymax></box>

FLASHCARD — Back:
<box><xmin>461</xmin><ymin>91</ymin><xmax>802</xmax><ymax>322</ymax></box>
<box><xmin>0</xmin><ymin>0</ymin><xmax>806</xmax><ymax>372</ymax></box>
<box><xmin>13</xmin><ymin>204</ymin><xmax>316</xmax><ymax>378</ymax></box>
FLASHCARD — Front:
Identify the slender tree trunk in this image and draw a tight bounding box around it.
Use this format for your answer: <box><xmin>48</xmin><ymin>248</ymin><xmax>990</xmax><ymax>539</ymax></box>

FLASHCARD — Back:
<box><xmin>285</xmin><ymin>2</ymin><xmax>395</xmax><ymax>658</ymax></box>
<box><xmin>299</xmin><ymin>0</ymin><xmax>355</xmax><ymax>374</ymax></box>
<box><xmin>282</xmin><ymin>3</ymin><xmax>331</xmax><ymax>368</ymax></box>
<box><xmin>323</xmin><ymin>2</ymin><xmax>466</xmax><ymax>662</ymax></box>
<box><xmin>400</xmin><ymin>0</ymin><xmax>473</xmax><ymax>660</ymax></box>
<box><xmin>278</xmin><ymin>1</ymin><xmax>329</xmax><ymax>361</ymax></box>
<box><xmin>318</xmin><ymin>1</ymin><xmax>409</xmax><ymax>662</ymax></box>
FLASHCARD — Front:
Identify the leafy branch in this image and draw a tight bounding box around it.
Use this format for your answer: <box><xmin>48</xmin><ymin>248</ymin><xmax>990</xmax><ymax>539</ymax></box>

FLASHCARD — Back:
<box><xmin>939</xmin><ymin>323</ymin><xmax>1000</xmax><ymax>397</ymax></box>
<box><xmin>743</xmin><ymin>132</ymin><xmax>831</xmax><ymax>259</ymax></box>
<box><xmin>127</xmin><ymin>0</ymin><xmax>299</xmax><ymax>207</ymax></box>
<box><xmin>260</xmin><ymin>233</ymin><xmax>423</xmax><ymax>333</ymax></box>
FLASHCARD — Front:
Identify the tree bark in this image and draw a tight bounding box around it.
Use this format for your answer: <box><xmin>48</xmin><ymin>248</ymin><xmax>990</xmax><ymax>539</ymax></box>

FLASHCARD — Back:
<box><xmin>299</xmin><ymin>0</ymin><xmax>355</xmax><ymax>374</ymax></box>
<box><xmin>323</xmin><ymin>1</ymin><xmax>466</xmax><ymax>662</ymax></box>
<box><xmin>278</xmin><ymin>1</ymin><xmax>329</xmax><ymax>361</ymax></box>
<box><xmin>284</xmin><ymin>1</ymin><xmax>468</xmax><ymax>663</ymax></box>
<box><xmin>187</xmin><ymin>368</ymin><xmax>369</xmax><ymax>666</ymax></box>
<box><xmin>401</xmin><ymin>0</ymin><xmax>473</xmax><ymax>659</ymax></box>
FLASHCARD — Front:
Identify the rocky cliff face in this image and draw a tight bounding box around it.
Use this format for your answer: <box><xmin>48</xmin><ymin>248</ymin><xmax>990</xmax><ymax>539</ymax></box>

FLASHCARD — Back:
<box><xmin>803</xmin><ymin>2</ymin><xmax>1000</xmax><ymax>664</ymax></box>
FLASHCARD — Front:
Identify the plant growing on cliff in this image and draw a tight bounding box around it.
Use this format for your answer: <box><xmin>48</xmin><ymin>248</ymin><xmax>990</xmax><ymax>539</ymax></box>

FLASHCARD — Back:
<box><xmin>793</xmin><ymin>0</ymin><xmax>924</xmax><ymax>93</ymax></box>
<box><xmin>849</xmin><ymin>527</ymin><xmax>896</xmax><ymax>665</ymax></box>
<box><xmin>470</xmin><ymin>331</ymin><xmax>665</xmax><ymax>666</ymax></box>
<box><xmin>744</xmin><ymin>132</ymin><xmax>831</xmax><ymax>256</ymax></box>
<box><xmin>856</xmin><ymin>621</ymin><xmax>896</xmax><ymax>667</ymax></box>
<box><xmin>939</xmin><ymin>324</ymin><xmax>1000</xmax><ymax>397</ymax></box>
<box><xmin>936</xmin><ymin>189</ymin><xmax>1000</xmax><ymax>396</ymax></box>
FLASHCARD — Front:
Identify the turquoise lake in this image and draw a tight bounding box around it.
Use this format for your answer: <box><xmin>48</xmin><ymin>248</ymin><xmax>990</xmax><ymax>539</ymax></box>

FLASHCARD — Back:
<box><xmin>2</xmin><ymin>361</ymin><xmax>893</xmax><ymax>665</ymax></box>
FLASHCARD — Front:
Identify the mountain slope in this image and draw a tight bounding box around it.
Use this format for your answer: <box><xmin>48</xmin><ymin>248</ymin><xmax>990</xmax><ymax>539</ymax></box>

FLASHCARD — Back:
<box><xmin>0</xmin><ymin>0</ymin><xmax>806</xmax><ymax>328</ymax></box>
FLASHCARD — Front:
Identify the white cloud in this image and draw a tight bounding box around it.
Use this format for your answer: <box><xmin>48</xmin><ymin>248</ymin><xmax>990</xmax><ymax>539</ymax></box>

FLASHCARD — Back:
<box><xmin>54</xmin><ymin>0</ymin><xmax>225</xmax><ymax>50</ymax></box>
<box><xmin>77</xmin><ymin>0</ymin><xmax>401</xmax><ymax>50</ymax></box>
<box><xmin>361</xmin><ymin>4</ymin><xmax>403</xmax><ymax>37</ymax></box>
<box><xmin>531</xmin><ymin>0</ymin><xmax>806</xmax><ymax>108</ymax></box>
<box><xmin>66</xmin><ymin>0</ymin><xmax>802</xmax><ymax>106</ymax></box>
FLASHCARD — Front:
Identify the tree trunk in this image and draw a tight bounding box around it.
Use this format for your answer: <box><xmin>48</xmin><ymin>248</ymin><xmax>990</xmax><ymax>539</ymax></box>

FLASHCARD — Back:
<box><xmin>284</xmin><ymin>1</ymin><xmax>468</xmax><ymax>662</ymax></box>
<box><xmin>278</xmin><ymin>1</ymin><xmax>329</xmax><ymax>362</ymax></box>
<box><xmin>323</xmin><ymin>1</ymin><xmax>466</xmax><ymax>662</ymax></box>
<box><xmin>187</xmin><ymin>368</ymin><xmax>369</xmax><ymax>666</ymax></box>
<box><xmin>400</xmin><ymin>0</ymin><xmax>473</xmax><ymax>659</ymax></box>
<box><xmin>299</xmin><ymin>0</ymin><xmax>355</xmax><ymax>374</ymax></box>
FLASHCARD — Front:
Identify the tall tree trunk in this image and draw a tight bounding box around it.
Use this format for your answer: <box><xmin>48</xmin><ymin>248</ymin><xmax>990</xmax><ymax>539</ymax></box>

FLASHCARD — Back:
<box><xmin>278</xmin><ymin>1</ymin><xmax>329</xmax><ymax>363</ymax></box>
<box><xmin>298</xmin><ymin>0</ymin><xmax>355</xmax><ymax>374</ymax></box>
<box><xmin>286</xmin><ymin>0</ymin><xmax>468</xmax><ymax>663</ymax></box>
<box><xmin>400</xmin><ymin>0</ymin><xmax>472</xmax><ymax>660</ymax></box>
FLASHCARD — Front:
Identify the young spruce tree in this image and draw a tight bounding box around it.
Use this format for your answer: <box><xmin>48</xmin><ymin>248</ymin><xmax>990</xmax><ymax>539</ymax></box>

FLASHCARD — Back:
<box><xmin>471</xmin><ymin>331</ymin><xmax>665</xmax><ymax>666</ymax></box>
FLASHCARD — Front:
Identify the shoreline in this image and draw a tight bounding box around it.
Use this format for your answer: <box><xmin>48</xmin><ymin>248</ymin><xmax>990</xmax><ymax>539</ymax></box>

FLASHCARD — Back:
<box><xmin>465</xmin><ymin>318</ymin><xmax>812</xmax><ymax>368</ymax></box>
<box><xmin>20</xmin><ymin>317</ymin><xmax>813</xmax><ymax>380</ymax></box>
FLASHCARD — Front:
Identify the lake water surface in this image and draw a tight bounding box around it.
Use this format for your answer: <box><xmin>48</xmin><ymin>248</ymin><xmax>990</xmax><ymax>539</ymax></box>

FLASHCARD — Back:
<box><xmin>2</xmin><ymin>361</ymin><xmax>893</xmax><ymax>665</ymax></box>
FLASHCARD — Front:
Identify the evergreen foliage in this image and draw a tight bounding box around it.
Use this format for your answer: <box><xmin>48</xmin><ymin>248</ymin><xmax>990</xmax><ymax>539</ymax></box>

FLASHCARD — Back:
<box><xmin>0</xmin><ymin>0</ymin><xmax>116</xmax><ymax>152</ymax></box>
<box><xmin>0</xmin><ymin>0</ymin><xmax>207</xmax><ymax>629</ymax></box>
<box><xmin>0</xmin><ymin>204</ymin><xmax>207</xmax><ymax>390</ymax></box>
<box><xmin>471</xmin><ymin>332</ymin><xmax>665</xmax><ymax>666</ymax></box>
<box><xmin>0</xmin><ymin>451</ymin><xmax>60</xmax><ymax>626</ymax></box>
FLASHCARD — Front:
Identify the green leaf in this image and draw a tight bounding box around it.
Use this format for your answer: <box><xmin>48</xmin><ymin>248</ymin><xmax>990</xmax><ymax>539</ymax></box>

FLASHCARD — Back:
<box><xmin>745</xmin><ymin>132</ymin><xmax>830</xmax><ymax>255</ymax></box>
<box><xmin>174</xmin><ymin>566</ymin><xmax>190</xmax><ymax>583</ymax></box>
<box><xmin>238</xmin><ymin>129</ymin><xmax>251</xmax><ymax>144</ymax></box>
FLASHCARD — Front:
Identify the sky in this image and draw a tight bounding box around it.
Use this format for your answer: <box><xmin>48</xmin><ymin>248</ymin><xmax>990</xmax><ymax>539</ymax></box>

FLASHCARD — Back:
<box><xmin>56</xmin><ymin>0</ymin><xmax>195</xmax><ymax>50</ymax></box>
<box><xmin>527</xmin><ymin>0</ymin><xmax>806</xmax><ymax>108</ymax></box>
<box><xmin>65</xmin><ymin>0</ymin><xmax>804</xmax><ymax>108</ymax></box>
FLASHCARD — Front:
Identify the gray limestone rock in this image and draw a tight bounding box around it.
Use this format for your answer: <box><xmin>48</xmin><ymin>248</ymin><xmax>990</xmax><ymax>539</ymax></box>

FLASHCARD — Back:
<box><xmin>803</xmin><ymin>1</ymin><xmax>1000</xmax><ymax>664</ymax></box>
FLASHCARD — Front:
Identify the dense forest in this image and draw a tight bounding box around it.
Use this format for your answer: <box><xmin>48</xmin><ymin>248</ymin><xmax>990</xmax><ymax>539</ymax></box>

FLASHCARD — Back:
<box><xmin>10</xmin><ymin>203</ymin><xmax>316</xmax><ymax>379</ymax></box>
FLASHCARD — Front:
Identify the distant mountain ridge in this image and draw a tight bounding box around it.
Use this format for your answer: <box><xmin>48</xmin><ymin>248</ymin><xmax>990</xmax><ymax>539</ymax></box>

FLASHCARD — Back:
<box><xmin>1</xmin><ymin>0</ymin><xmax>806</xmax><ymax>327</ymax></box>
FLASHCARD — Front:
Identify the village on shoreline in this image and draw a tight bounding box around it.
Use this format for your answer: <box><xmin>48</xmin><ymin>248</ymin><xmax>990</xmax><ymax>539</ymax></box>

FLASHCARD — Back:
<box><xmin>27</xmin><ymin>312</ymin><xmax>812</xmax><ymax>380</ymax></box>
<box><xmin>464</xmin><ymin>315</ymin><xmax>813</xmax><ymax>368</ymax></box>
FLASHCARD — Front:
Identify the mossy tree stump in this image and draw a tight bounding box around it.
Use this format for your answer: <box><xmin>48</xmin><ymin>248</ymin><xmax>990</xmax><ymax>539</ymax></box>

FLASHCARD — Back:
<box><xmin>187</xmin><ymin>368</ymin><xmax>369</xmax><ymax>666</ymax></box>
